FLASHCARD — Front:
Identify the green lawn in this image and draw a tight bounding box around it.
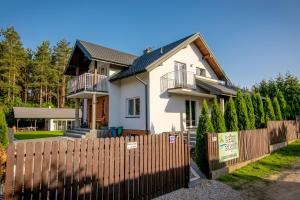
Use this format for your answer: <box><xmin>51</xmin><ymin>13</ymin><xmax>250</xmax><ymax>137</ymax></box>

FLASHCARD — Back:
<box><xmin>14</xmin><ymin>131</ymin><xmax>64</xmax><ymax>140</ymax></box>
<box><xmin>218</xmin><ymin>140</ymin><xmax>300</xmax><ymax>189</ymax></box>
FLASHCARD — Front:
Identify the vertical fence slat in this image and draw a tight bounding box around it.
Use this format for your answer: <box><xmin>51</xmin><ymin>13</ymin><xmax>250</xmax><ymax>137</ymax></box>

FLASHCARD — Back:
<box><xmin>159</xmin><ymin>134</ymin><xmax>163</xmax><ymax>196</ymax></box>
<box><xmin>109</xmin><ymin>138</ymin><xmax>115</xmax><ymax>200</ymax></box>
<box><xmin>129</xmin><ymin>137</ymin><xmax>135</xmax><ymax>200</ymax></box>
<box><xmin>15</xmin><ymin>143</ymin><xmax>25</xmax><ymax>199</ymax></box>
<box><xmin>65</xmin><ymin>140</ymin><xmax>74</xmax><ymax>200</ymax></box>
<box><xmin>57</xmin><ymin>140</ymin><xmax>67</xmax><ymax>200</ymax></box>
<box><xmin>114</xmin><ymin>137</ymin><xmax>120</xmax><ymax>200</ymax></box>
<box><xmin>49</xmin><ymin>141</ymin><xmax>59</xmax><ymax>200</ymax></box>
<box><xmin>4</xmin><ymin>144</ymin><xmax>15</xmax><ymax>200</ymax></box>
<box><xmin>41</xmin><ymin>141</ymin><xmax>51</xmax><ymax>200</ymax></box>
<box><xmin>73</xmin><ymin>139</ymin><xmax>81</xmax><ymax>200</ymax></box>
<box><xmin>119</xmin><ymin>137</ymin><xmax>125</xmax><ymax>199</ymax></box>
<box><xmin>143</xmin><ymin>135</ymin><xmax>148</xmax><ymax>200</ymax></box>
<box><xmin>103</xmin><ymin>138</ymin><xmax>110</xmax><ymax>200</ymax></box>
<box><xmin>78</xmin><ymin>139</ymin><xmax>87</xmax><ymax>200</ymax></box>
<box><xmin>91</xmin><ymin>139</ymin><xmax>99</xmax><ymax>200</ymax></box>
<box><xmin>134</xmin><ymin>136</ymin><xmax>139</xmax><ymax>199</ymax></box>
<box><xmin>98</xmin><ymin>138</ymin><xmax>104</xmax><ymax>200</ymax></box>
<box><xmin>85</xmin><ymin>139</ymin><xmax>93</xmax><ymax>199</ymax></box>
<box><xmin>33</xmin><ymin>142</ymin><xmax>43</xmax><ymax>199</ymax></box>
<box><xmin>139</xmin><ymin>135</ymin><xmax>144</xmax><ymax>199</ymax></box>
<box><xmin>24</xmin><ymin>142</ymin><xmax>34</xmax><ymax>199</ymax></box>
<box><xmin>150</xmin><ymin>135</ymin><xmax>155</xmax><ymax>198</ymax></box>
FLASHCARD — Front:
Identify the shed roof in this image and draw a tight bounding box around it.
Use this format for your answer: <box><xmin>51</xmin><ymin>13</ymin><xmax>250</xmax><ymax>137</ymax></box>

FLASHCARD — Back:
<box><xmin>13</xmin><ymin>107</ymin><xmax>82</xmax><ymax>119</ymax></box>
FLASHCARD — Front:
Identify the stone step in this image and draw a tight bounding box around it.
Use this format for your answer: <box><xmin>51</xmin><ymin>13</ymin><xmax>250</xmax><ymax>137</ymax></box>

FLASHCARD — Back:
<box><xmin>65</xmin><ymin>132</ymin><xmax>86</xmax><ymax>138</ymax></box>
<box><xmin>66</xmin><ymin>129</ymin><xmax>89</xmax><ymax>135</ymax></box>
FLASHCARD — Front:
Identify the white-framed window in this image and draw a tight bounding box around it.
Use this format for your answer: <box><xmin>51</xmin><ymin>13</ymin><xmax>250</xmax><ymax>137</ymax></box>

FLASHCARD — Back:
<box><xmin>186</xmin><ymin>100</ymin><xmax>197</xmax><ymax>128</ymax></box>
<box><xmin>127</xmin><ymin>97</ymin><xmax>140</xmax><ymax>117</ymax></box>
<box><xmin>196</xmin><ymin>67</ymin><xmax>206</xmax><ymax>77</ymax></box>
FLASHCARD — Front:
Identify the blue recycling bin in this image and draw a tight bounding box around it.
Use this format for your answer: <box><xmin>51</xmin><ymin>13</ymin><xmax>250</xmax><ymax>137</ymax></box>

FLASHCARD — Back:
<box><xmin>110</xmin><ymin>127</ymin><xmax>117</xmax><ymax>137</ymax></box>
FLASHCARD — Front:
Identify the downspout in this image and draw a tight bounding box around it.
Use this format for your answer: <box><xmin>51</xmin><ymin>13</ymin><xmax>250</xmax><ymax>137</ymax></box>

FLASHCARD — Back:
<box><xmin>135</xmin><ymin>75</ymin><xmax>149</xmax><ymax>134</ymax></box>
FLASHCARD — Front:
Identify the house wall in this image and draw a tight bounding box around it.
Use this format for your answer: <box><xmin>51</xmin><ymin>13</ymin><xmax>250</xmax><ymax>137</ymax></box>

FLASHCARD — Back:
<box><xmin>109</xmin><ymin>72</ymin><xmax>148</xmax><ymax>133</ymax></box>
<box><xmin>148</xmin><ymin>43</ymin><xmax>217</xmax><ymax>133</ymax></box>
<box><xmin>86</xmin><ymin>95</ymin><xmax>109</xmax><ymax>128</ymax></box>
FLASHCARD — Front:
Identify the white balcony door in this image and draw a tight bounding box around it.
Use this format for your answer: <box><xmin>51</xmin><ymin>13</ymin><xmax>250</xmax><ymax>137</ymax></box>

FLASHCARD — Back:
<box><xmin>175</xmin><ymin>62</ymin><xmax>187</xmax><ymax>87</ymax></box>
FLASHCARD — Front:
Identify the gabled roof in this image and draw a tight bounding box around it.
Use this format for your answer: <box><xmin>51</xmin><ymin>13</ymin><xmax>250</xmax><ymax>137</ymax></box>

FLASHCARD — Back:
<box><xmin>110</xmin><ymin>33</ymin><xmax>231</xmax><ymax>83</ymax></box>
<box><xmin>109</xmin><ymin>33</ymin><xmax>195</xmax><ymax>81</ymax></box>
<box><xmin>13</xmin><ymin>107</ymin><xmax>82</xmax><ymax>119</ymax></box>
<box><xmin>77</xmin><ymin>40</ymin><xmax>138</xmax><ymax>66</ymax></box>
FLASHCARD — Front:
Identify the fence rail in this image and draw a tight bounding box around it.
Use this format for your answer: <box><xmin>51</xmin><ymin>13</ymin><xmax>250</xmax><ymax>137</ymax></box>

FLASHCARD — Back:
<box><xmin>4</xmin><ymin>133</ymin><xmax>190</xmax><ymax>200</ymax></box>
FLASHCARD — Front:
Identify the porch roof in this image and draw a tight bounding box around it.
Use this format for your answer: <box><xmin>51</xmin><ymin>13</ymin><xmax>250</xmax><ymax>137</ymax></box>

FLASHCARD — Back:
<box><xmin>13</xmin><ymin>107</ymin><xmax>82</xmax><ymax>119</ymax></box>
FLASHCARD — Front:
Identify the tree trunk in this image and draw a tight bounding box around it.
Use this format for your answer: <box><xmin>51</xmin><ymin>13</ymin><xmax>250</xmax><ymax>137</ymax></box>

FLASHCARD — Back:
<box><xmin>39</xmin><ymin>84</ymin><xmax>43</xmax><ymax>106</ymax></box>
<box><xmin>60</xmin><ymin>76</ymin><xmax>66</xmax><ymax>108</ymax></box>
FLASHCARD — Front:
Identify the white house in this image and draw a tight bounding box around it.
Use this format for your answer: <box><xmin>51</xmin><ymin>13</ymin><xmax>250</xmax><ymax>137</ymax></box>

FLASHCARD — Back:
<box><xmin>64</xmin><ymin>33</ymin><xmax>237</xmax><ymax>139</ymax></box>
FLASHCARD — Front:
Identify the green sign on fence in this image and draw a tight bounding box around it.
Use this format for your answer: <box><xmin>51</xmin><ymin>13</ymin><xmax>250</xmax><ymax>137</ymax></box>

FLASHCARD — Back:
<box><xmin>218</xmin><ymin>131</ymin><xmax>239</xmax><ymax>162</ymax></box>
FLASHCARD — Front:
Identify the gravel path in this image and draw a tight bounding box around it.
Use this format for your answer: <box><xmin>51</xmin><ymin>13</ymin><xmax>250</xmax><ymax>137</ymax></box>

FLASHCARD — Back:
<box><xmin>154</xmin><ymin>179</ymin><xmax>244</xmax><ymax>200</ymax></box>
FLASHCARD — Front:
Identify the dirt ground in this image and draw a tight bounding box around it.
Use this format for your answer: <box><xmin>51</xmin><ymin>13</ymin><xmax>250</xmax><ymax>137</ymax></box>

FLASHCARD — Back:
<box><xmin>240</xmin><ymin>161</ymin><xmax>300</xmax><ymax>200</ymax></box>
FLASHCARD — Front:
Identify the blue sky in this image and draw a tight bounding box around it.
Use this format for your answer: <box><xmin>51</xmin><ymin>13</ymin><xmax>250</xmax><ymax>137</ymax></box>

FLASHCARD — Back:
<box><xmin>1</xmin><ymin>0</ymin><xmax>299</xmax><ymax>87</ymax></box>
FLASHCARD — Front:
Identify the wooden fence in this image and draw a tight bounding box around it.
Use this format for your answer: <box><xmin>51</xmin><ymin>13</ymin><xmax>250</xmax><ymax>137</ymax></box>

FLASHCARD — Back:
<box><xmin>207</xmin><ymin>120</ymin><xmax>299</xmax><ymax>178</ymax></box>
<box><xmin>4</xmin><ymin>133</ymin><xmax>190</xmax><ymax>200</ymax></box>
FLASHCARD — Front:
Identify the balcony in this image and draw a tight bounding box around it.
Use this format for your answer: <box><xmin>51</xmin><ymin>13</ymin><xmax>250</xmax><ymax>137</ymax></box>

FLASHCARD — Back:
<box><xmin>67</xmin><ymin>73</ymin><xmax>108</xmax><ymax>98</ymax></box>
<box><xmin>160</xmin><ymin>70</ymin><xmax>216</xmax><ymax>98</ymax></box>
<box><xmin>160</xmin><ymin>70</ymin><xmax>196</xmax><ymax>92</ymax></box>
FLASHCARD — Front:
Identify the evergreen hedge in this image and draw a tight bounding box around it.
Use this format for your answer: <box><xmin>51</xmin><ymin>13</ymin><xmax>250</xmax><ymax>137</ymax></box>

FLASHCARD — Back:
<box><xmin>224</xmin><ymin>97</ymin><xmax>238</xmax><ymax>131</ymax></box>
<box><xmin>0</xmin><ymin>107</ymin><xmax>9</xmax><ymax>147</ymax></box>
<box><xmin>195</xmin><ymin>100</ymin><xmax>214</xmax><ymax>174</ymax></box>
<box><xmin>277</xmin><ymin>91</ymin><xmax>287</xmax><ymax>119</ymax></box>
<box><xmin>211</xmin><ymin>98</ymin><xmax>226</xmax><ymax>133</ymax></box>
<box><xmin>254</xmin><ymin>93</ymin><xmax>266</xmax><ymax>128</ymax></box>
<box><xmin>235</xmin><ymin>90</ymin><xmax>250</xmax><ymax>130</ymax></box>
<box><xmin>245</xmin><ymin>91</ymin><xmax>256</xmax><ymax>129</ymax></box>
<box><xmin>272</xmin><ymin>97</ymin><xmax>282</xmax><ymax>120</ymax></box>
<box><xmin>265</xmin><ymin>96</ymin><xmax>276</xmax><ymax>122</ymax></box>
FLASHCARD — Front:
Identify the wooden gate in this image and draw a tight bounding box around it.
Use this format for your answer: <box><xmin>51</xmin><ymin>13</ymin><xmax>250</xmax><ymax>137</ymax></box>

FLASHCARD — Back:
<box><xmin>5</xmin><ymin>133</ymin><xmax>190</xmax><ymax>200</ymax></box>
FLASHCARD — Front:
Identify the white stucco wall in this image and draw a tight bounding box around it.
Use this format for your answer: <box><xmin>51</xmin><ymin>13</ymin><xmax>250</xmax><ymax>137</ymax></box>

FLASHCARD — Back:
<box><xmin>148</xmin><ymin>43</ymin><xmax>217</xmax><ymax>133</ymax></box>
<box><xmin>108</xmin><ymin>72</ymin><xmax>148</xmax><ymax>130</ymax></box>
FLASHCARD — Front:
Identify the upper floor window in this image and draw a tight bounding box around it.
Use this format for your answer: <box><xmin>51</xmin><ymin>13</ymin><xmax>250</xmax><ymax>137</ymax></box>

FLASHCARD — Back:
<box><xmin>127</xmin><ymin>97</ymin><xmax>140</xmax><ymax>117</ymax></box>
<box><xmin>196</xmin><ymin>67</ymin><xmax>206</xmax><ymax>77</ymax></box>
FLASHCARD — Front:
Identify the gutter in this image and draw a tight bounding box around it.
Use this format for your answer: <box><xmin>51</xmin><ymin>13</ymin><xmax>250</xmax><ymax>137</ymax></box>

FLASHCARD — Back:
<box><xmin>135</xmin><ymin>75</ymin><xmax>149</xmax><ymax>134</ymax></box>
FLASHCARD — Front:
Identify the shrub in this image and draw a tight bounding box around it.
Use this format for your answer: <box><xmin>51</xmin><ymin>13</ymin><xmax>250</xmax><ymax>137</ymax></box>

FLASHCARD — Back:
<box><xmin>195</xmin><ymin>100</ymin><xmax>214</xmax><ymax>174</ymax></box>
<box><xmin>224</xmin><ymin>97</ymin><xmax>238</xmax><ymax>131</ymax></box>
<box><xmin>254</xmin><ymin>93</ymin><xmax>266</xmax><ymax>128</ymax></box>
<box><xmin>272</xmin><ymin>97</ymin><xmax>282</xmax><ymax>120</ymax></box>
<box><xmin>0</xmin><ymin>144</ymin><xmax>6</xmax><ymax>183</ymax></box>
<box><xmin>265</xmin><ymin>96</ymin><xmax>276</xmax><ymax>122</ymax></box>
<box><xmin>277</xmin><ymin>91</ymin><xmax>287</xmax><ymax>119</ymax></box>
<box><xmin>0</xmin><ymin>107</ymin><xmax>9</xmax><ymax>147</ymax></box>
<box><xmin>235</xmin><ymin>90</ymin><xmax>250</xmax><ymax>130</ymax></box>
<box><xmin>211</xmin><ymin>98</ymin><xmax>226</xmax><ymax>133</ymax></box>
<box><xmin>245</xmin><ymin>91</ymin><xmax>256</xmax><ymax>129</ymax></box>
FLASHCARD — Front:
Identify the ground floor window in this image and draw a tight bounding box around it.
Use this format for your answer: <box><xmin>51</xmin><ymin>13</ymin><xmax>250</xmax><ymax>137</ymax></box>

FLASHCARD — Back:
<box><xmin>186</xmin><ymin>100</ymin><xmax>196</xmax><ymax>128</ymax></box>
<box><xmin>127</xmin><ymin>97</ymin><xmax>140</xmax><ymax>117</ymax></box>
<box><xmin>52</xmin><ymin>119</ymin><xmax>76</xmax><ymax>130</ymax></box>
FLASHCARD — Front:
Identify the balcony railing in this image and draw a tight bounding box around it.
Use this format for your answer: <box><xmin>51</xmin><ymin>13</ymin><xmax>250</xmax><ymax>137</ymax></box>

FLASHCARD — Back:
<box><xmin>160</xmin><ymin>70</ymin><xmax>196</xmax><ymax>92</ymax></box>
<box><xmin>67</xmin><ymin>73</ymin><xmax>108</xmax><ymax>95</ymax></box>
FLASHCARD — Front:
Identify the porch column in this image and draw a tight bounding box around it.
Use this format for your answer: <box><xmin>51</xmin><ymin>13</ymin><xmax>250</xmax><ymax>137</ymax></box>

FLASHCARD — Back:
<box><xmin>220</xmin><ymin>97</ymin><xmax>225</xmax><ymax>114</ymax></box>
<box><xmin>75</xmin><ymin>98</ymin><xmax>80</xmax><ymax>128</ymax></box>
<box><xmin>74</xmin><ymin>66</ymin><xmax>80</xmax><ymax>128</ymax></box>
<box><xmin>91</xmin><ymin>94</ymin><xmax>97</xmax><ymax>131</ymax></box>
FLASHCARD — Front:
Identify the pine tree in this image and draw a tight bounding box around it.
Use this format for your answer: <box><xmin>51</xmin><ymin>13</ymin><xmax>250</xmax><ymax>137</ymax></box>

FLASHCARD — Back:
<box><xmin>195</xmin><ymin>100</ymin><xmax>214</xmax><ymax>173</ymax></box>
<box><xmin>53</xmin><ymin>40</ymin><xmax>71</xmax><ymax>108</ymax></box>
<box><xmin>276</xmin><ymin>91</ymin><xmax>287</xmax><ymax>119</ymax></box>
<box><xmin>224</xmin><ymin>97</ymin><xmax>238</xmax><ymax>131</ymax></box>
<box><xmin>0</xmin><ymin>107</ymin><xmax>9</xmax><ymax>147</ymax></box>
<box><xmin>211</xmin><ymin>98</ymin><xmax>226</xmax><ymax>133</ymax></box>
<box><xmin>272</xmin><ymin>97</ymin><xmax>282</xmax><ymax>120</ymax></box>
<box><xmin>0</xmin><ymin>27</ymin><xmax>27</xmax><ymax>104</ymax></box>
<box><xmin>235</xmin><ymin>90</ymin><xmax>250</xmax><ymax>130</ymax></box>
<box><xmin>265</xmin><ymin>96</ymin><xmax>276</xmax><ymax>122</ymax></box>
<box><xmin>244</xmin><ymin>91</ymin><xmax>256</xmax><ymax>129</ymax></box>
